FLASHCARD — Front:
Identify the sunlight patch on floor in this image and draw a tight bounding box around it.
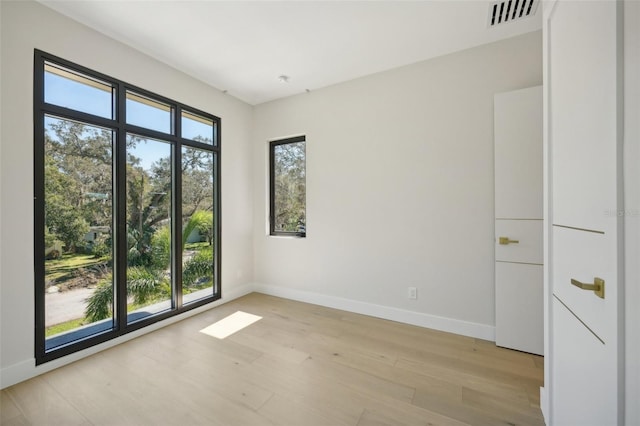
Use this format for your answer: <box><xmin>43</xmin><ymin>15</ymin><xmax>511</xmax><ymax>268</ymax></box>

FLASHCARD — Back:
<box><xmin>199</xmin><ymin>311</ymin><xmax>262</xmax><ymax>339</ymax></box>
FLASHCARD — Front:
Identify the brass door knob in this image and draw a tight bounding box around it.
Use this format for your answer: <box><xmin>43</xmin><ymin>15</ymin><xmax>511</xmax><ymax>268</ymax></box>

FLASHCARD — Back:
<box><xmin>570</xmin><ymin>277</ymin><xmax>605</xmax><ymax>299</ymax></box>
<box><xmin>498</xmin><ymin>237</ymin><xmax>519</xmax><ymax>245</ymax></box>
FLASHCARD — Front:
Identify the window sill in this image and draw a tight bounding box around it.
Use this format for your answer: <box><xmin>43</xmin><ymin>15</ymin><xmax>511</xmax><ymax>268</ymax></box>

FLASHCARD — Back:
<box><xmin>268</xmin><ymin>234</ymin><xmax>306</xmax><ymax>239</ymax></box>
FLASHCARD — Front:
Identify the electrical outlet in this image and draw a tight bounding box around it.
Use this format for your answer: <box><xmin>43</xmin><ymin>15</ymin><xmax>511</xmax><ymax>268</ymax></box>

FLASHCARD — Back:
<box><xmin>408</xmin><ymin>287</ymin><xmax>417</xmax><ymax>300</ymax></box>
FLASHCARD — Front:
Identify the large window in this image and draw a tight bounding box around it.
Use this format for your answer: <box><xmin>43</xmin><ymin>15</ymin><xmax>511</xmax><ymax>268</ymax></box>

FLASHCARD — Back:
<box><xmin>34</xmin><ymin>50</ymin><xmax>221</xmax><ymax>364</ymax></box>
<box><xmin>269</xmin><ymin>136</ymin><xmax>306</xmax><ymax>237</ymax></box>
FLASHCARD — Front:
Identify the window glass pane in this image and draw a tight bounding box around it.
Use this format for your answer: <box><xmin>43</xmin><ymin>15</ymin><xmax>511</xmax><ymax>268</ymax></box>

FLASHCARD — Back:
<box><xmin>126</xmin><ymin>91</ymin><xmax>172</xmax><ymax>134</ymax></box>
<box><xmin>181</xmin><ymin>111</ymin><xmax>215</xmax><ymax>144</ymax></box>
<box><xmin>126</xmin><ymin>134</ymin><xmax>173</xmax><ymax>322</ymax></box>
<box><xmin>272</xmin><ymin>140</ymin><xmax>306</xmax><ymax>235</ymax></box>
<box><xmin>44</xmin><ymin>115</ymin><xmax>114</xmax><ymax>350</ymax></box>
<box><xmin>44</xmin><ymin>62</ymin><xmax>114</xmax><ymax>119</ymax></box>
<box><xmin>181</xmin><ymin>147</ymin><xmax>215</xmax><ymax>304</ymax></box>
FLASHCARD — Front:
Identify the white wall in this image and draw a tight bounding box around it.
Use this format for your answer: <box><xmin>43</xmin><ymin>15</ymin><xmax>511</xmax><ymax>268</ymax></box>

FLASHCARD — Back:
<box><xmin>0</xmin><ymin>1</ymin><xmax>255</xmax><ymax>387</ymax></box>
<box><xmin>252</xmin><ymin>31</ymin><xmax>542</xmax><ymax>338</ymax></box>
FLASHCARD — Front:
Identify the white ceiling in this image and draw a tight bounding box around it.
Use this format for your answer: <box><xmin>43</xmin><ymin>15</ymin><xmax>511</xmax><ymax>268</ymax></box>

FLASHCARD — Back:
<box><xmin>40</xmin><ymin>1</ymin><xmax>542</xmax><ymax>105</ymax></box>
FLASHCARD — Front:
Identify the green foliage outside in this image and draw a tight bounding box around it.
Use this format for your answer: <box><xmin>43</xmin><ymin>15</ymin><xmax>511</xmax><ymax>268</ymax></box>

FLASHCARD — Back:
<box><xmin>44</xmin><ymin>118</ymin><xmax>215</xmax><ymax>331</ymax></box>
<box><xmin>151</xmin><ymin>226</ymin><xmax>171</xmax><ymax>270</ymax></box>
<box><xmin>273</xmin><ymin>141</ymin><xmax>306</xmax><ymax>233</ymax></box>
<box><xmin>45</xmin><ymin>119</ymin><xmax>113</xmax><ymax>253</ymax></box>
<box><xmin>183</xmin><ymin>247</ymin><xmax>214</xmax><ymax>288</ymax></box>
<box><xmin>84</xmin><ymin>212</ymin><xmax>214</xmax><ymax>322</ymax></box>
<box><xmin>91</xmin><ymin>235</ymin><xmax>111</xmax><ymax>259</ymax></box>
<box><xmin>83</xmin><ymin>273</ymin><xmax>114</xmax><ymax>324</ymax></box>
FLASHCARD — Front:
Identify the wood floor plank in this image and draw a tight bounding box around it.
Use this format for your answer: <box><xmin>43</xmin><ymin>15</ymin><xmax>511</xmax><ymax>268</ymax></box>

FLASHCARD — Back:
<box><xmin>5</xmin><ymin>376</ymin><xmax>90</xmax><ymax>426</ymax></box>
<box><xmin>413</xmin><ymin>386</ymin><xmax>516</xmax><ymax>426</ymax></box>
<box><xmin>249</xmin><ymin>353</ymin><xmax>371</xmax><ymax>425</ymax></box>
<box><xmin>0</xmin><ymin>391</ymin><xmax>22</xmax><ymax>424</ymax></box>
<box><xmin>229</xmin><ymin>330</ymin><xmax>310</xmax><ymax>364</ymax></box>
<box><xmin>396</xmin><ymin>357</ymin><xmax>533</xmax><ymax>407</ymax></box>
<box><xmin>300</xmin><ymin>356</ymin><xmax>416</xmax><ymax>404</ymax></box>
<box><xmin>533</xmin><ymin>355</ymin><xmax>544</xmax><ymax>370</ymax></box>
<box><xmin>396</xmin><ymin>353</ymin><xmax>540</xmax><ymax>396</ymax></box>
<box><xmin>0</xmin><ymin>414</ymin><xmax>30</xmax><ymax>426</ymax></box>
<box><xmin>2</xmin><ymin>293</ymin><xmax>544</xmax><ymax>426</ymax></box>
<box><xmin>461</xmin><ymin>387</ymin><xmax>544</xmax><ymax>425</ymax></box>
<box><xmin>398</xmin><ymin>346</ymin><xmax>542</xmax><ymax>382</ymax></box>
<box><xmin>110</xmin><ymin>343</ymin><xmax>274</xmax><ymax>413</ymax></box>
<box><xmin>358</xmin><ymin>403</ymin><xmax>469</xmax><ymax>426</ymax></box>
<box><xmin>475</xmin><ymin>339</ymin><xmax>541</xmax><ymax>365</ymax></box>
<box><xmin>257</xmin><ymin>394</ymin><xmax>349</xmax><ymax>426</ymax></box>
<box><xmin>401</xmin><ymin>343</ymin><xmax>540</xmax><ymax>378</ymax></box>
<box><xmin>43</xmin><ymin>353</ymin><xmax>218</xmax><ymax>426</ymax></box>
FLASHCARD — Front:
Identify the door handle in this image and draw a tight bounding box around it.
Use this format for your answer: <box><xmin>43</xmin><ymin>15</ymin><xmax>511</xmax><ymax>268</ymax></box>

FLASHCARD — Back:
<box><xmin>498</xmin><ymin>237</ymin><xmax>519</xmax><ymax>245</ymax></box>
<box><xmin>570</xmin><ymin>277</ymin><xmax>605</xmax><ymax>299</ymax></box>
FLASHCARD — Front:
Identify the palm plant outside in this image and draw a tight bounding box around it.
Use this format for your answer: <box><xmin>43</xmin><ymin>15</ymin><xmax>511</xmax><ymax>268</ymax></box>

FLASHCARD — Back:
<box><xmin>85</xmin><ymin>212</ymin><xmax>214</xmax><ymax>322</ymax></box>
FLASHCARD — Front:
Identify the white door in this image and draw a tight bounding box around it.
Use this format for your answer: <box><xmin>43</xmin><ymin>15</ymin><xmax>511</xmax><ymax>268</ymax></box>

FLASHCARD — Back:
<box><xmin>494</xmin><ymin>86</ymin><xmax>543</xmax><ymax>355</ymax></box>
<box><xmin>546</xmin><ymin>1</ymin><xmax>623</xmax><ymax>424</ymax></box>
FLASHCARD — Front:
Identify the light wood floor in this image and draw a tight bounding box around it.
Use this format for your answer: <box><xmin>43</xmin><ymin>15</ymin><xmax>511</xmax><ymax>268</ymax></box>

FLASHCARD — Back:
<box><xmin>1</xmin><ymin>293</ymin><xmax>544</xmax><ymax>426</ymax></box>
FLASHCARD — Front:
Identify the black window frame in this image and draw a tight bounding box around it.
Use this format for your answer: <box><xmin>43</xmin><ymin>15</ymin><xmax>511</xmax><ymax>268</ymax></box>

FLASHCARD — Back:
<box><xmin>269</xmin><ymin>136</ymin><xmax>306</xmax><ymax>238</ymax></box>
<box><xmin>33</xmin><ymin>50</ymin><xmax>222</xmax><ymax>365</ymax></box>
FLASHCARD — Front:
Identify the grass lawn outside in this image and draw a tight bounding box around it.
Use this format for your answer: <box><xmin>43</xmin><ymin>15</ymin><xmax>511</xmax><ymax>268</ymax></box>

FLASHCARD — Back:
<box><xmin>46</xmin><ymin>301</ymin><xmax>151</xmax><ymax>337</ymax></box>
<box><xmin>45</xmin><ymin>318</ymin><xmax>86</xmax><ymax>337</ymax></box>
<box><xmin>184</xmin><ymin>241</ymin><xmax>211</xmax><ymax>251</ymax></box>
<box><xmin>44</xmin><ymin>243</ymin><xmax>213</xmax><ymax>338</ymax></box>
<box><xmin>45</xmin><ymin>253</ymin><xmax>107</xmax><ymax>282</ymax></box>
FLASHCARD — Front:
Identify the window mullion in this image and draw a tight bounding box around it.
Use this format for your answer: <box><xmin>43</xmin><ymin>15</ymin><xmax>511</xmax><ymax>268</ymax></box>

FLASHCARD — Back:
<box><xmin>174</xmin><ymin>106</ymin><xmax>183</xmax><ymax>310</ymax></box>
<box><xmin>115</xmin><ymin>83</ymin><xmax>128</xmax><ymax>333</ymax></box>
<box><xmin>269</xmin><ymin>143</ymin><xmax>276</xmax><ymax>235</ymax></box>
<box><xmin>40</xmin><ymin>104</ymin><xmax>117</xmax><ymax>131</ymax></box>
<box><xmin>215</xmin><ymin>140</ymin><xmax>222</xmax><ymax>294</ymax></box>
<box><xmin>33</xmin><ymin>52</ymin><xmax>47</xmax><ymax>360</ymax></box>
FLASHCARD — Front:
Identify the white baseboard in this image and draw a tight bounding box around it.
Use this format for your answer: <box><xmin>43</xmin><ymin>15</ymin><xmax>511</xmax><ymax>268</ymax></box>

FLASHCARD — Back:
<box><xmin>0</xmin><ymin>282</ymin><xmax>255</xmax><ymax>390</ymax></box>
<box><xmin>222</xmin><ymin>281</ymin><xmax>256</xmax><ymax>301</ymax></box>
<box><xmin>540</xmin><ymin>386</ymin><xmax>549</xmax><ymax>425</ymax></box>
<box><xmin>253</xmin><ymin>283</ymin><xmax>495</xmax><ymax>341</ymax></box>
<box><xmin>0</xmin><ymin>359</ymin><xmax>35</xmax><ymax>390</ymax></box>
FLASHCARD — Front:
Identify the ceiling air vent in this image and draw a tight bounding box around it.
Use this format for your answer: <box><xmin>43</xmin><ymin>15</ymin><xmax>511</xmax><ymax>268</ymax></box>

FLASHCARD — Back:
<box><xmin>488</xmin><ymin>0</ymin><xmax>539</xmax><ymax>27</ymax></box>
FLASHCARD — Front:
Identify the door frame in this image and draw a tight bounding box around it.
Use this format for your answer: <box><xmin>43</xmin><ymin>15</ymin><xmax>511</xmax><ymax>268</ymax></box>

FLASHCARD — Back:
<box><xmin>623</xmin><ymin>1</ymin><xmax>640</xmax><ymax>424</ymax></box>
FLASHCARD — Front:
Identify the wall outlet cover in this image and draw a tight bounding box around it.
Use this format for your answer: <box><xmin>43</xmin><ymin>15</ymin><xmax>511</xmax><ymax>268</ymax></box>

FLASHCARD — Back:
<box><xmin>408</xmin><ymin>287</ymin><xmax>417</xmax><ymax>300</ymax></box>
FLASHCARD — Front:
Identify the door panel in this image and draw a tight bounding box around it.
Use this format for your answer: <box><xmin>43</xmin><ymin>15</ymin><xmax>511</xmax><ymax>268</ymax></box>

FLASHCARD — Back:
<box><xmin>553</xmin><ymin>226</ymin><xmax>616</xmax><ymax>342</ymax></box>
<box><xmin>495</xmin><ymin>219</ymin><xmax>542</xmax><ymax>264</ymax></box>
<box><xmin>553</xmin><ymin>298</ymin><xmax>617</xmax><ymax>425</ymax></box>
<box><xmin>496</xmin><ymin>262</ymin><xmax>543</xmax><ymax>355</ymax></box>
<box><xmin>495</xmin><ymin>86</ymin><xmax>543</xmax><ymax>220</ymax></box>
<box><xmin>550</xmin><ymin>0</ymin><xmax>618</xmax><ymax>233</ymax></box>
